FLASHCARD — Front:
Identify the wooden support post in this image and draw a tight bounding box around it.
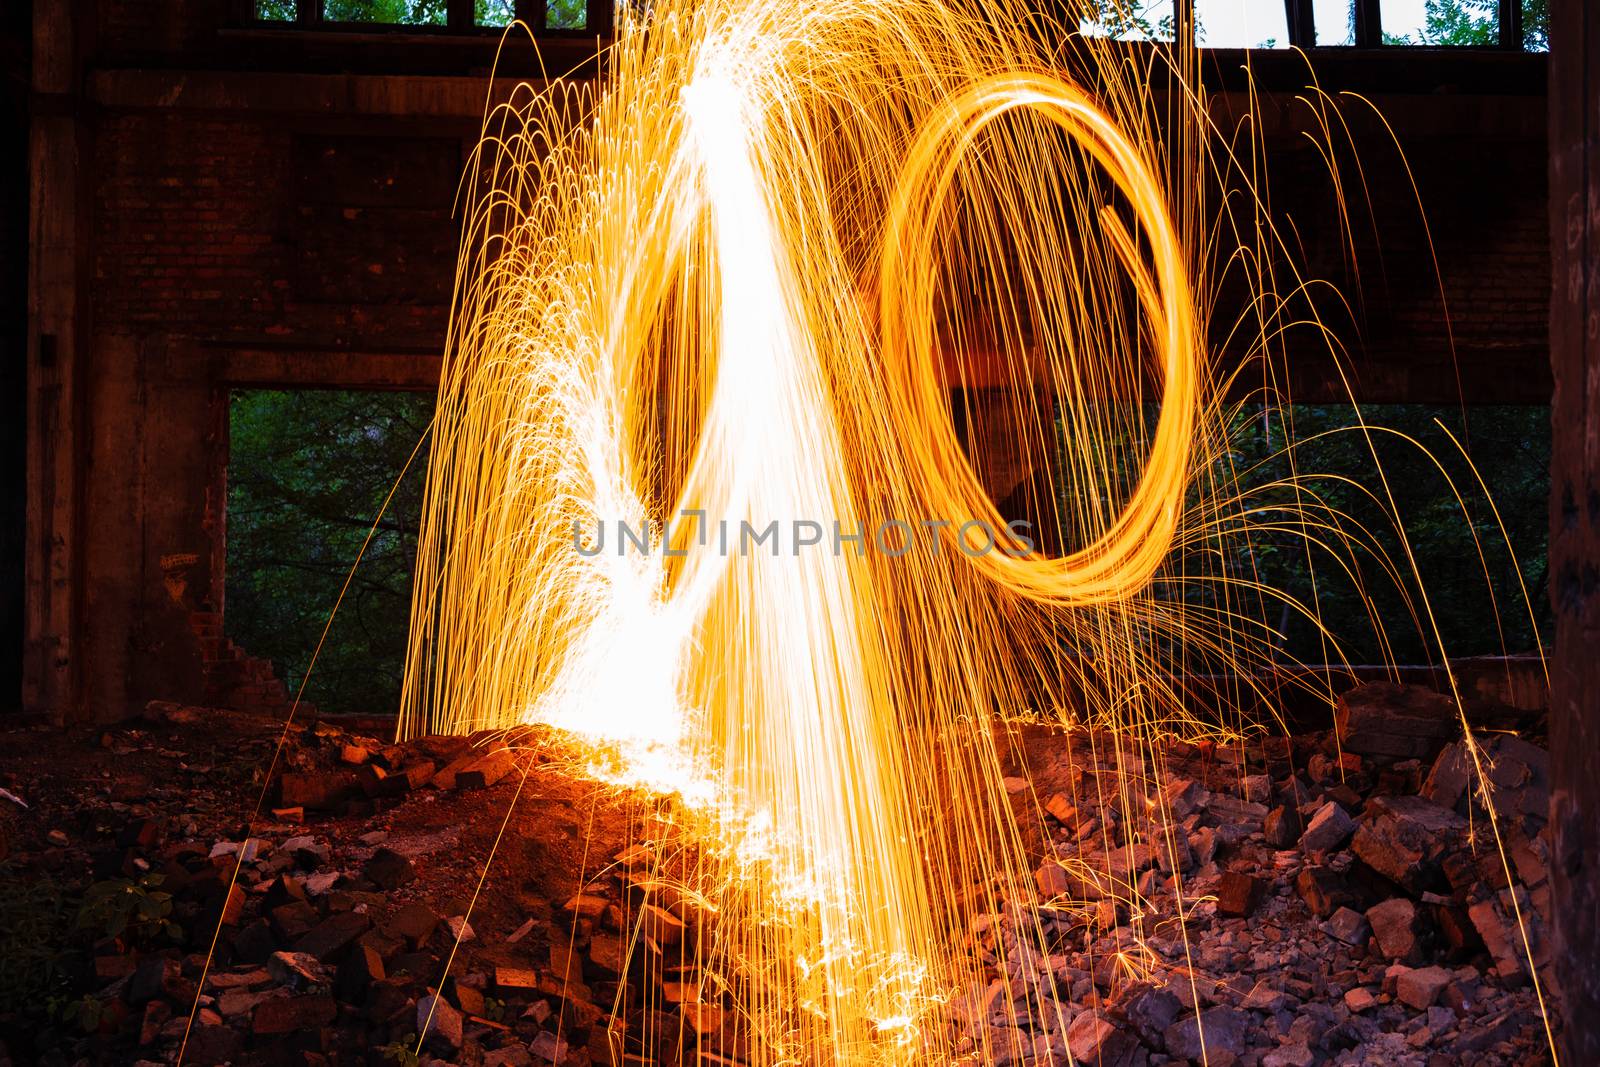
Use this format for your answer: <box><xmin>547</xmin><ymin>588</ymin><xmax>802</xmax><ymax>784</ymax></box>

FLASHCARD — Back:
<box><xmin>1549</xmin><ymin>0</ymin><xmax>1600</xmax><ymax>1060</ymax></box>
<box><xmin>1284</xmin><ymin>0</ymin><xmax>1316</xmax><ymax>48</ymax></box>
<box><xmin>25</xmin><ymin>1</ymin><xmax>89</xmax><ymax>722</ymax></box>
<box><xmin>1353</xmin><ymin>0</ymin><xmax>1382</xmax><ymax>47</ymax></box>
<box><xmin>517</xmin><ymin>0</ymin><xmax>547</xmax><ymax>35</ymax></box>
<box><xmin>1499</xmin><ymin>0</ymin><xmax>1523</xmax><ymax>49</ymax></box>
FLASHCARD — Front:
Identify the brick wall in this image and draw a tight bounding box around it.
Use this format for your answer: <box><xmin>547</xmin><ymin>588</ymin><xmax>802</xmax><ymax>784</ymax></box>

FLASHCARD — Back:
<box><xmin>94</xmin><ymin>113</ymin><xmax>459</xmax><ymax>348</ymax></box>
<box><xmin>1203</xmin><ymin>113</ymin><xmax>1550</xmax><ymax>401</ymax></box>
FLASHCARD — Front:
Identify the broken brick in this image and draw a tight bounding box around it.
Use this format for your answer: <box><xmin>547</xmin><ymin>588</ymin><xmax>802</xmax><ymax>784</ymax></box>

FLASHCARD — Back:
<box><xmin>457</xmin><ymin>748</ymin><xmax>518</xmax><ymax>790</ymax></box>
<box><xmin>292</xmin><ymin>911</ymin><xmax>371</xmax><ymax>961</ymax></box>
<box><xmin>1351</xmin><ymin>794</ymin><xmax>1468</xmax><ymax>894</ymax></box>
<box><xmin>278</xmin><ymin>771</ymin><xmax>358</xmax><ymax>811</ymax></box>
<box><xmin>1216</xmin><ymin>871</ymin><xmax>1263</xmax><ymax>917</ymax></box>
<box><xmin>363</xmin><ymin>846</ymin><xmax>417</xmax><ymax>890</ymax></box>
<box><xmin>1335</xmin><ymin>683</ymin><xmax>1460</xmax><ymax>761</ymax></box>
<box><xmin>252</xmin><ymin>994</ymin><xmax>336</xmax><ymax>1035</ymax></box>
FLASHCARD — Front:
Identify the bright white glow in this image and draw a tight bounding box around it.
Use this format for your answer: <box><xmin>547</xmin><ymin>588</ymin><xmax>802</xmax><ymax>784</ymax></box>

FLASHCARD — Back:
<box><xmin>1196</xmin><ymin>0</ymin><xmax>1290</xmax><ymax>47</ymax></box>
<box><xmin>1382</xmin><ymin>0</ymin><xmax>1457</xmax><ymax>42</ymax></box>
<box><xmin>1314</xmin><ymin>0</ymin><xmax>1354</xmax><ymax>43</ymax></box>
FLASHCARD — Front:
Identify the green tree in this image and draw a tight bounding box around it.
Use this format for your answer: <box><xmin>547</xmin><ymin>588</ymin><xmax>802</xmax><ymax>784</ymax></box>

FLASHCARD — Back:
<box><xmin>322</xmin><ymin>0</ymin><xmax>447</xmax><ymax>25</ymax></box>
<box><xmin>477</xmin><ymin>0</ymin><xmax>516</xmax><ymax>25</ymax></box>
<box><xmin>1521</xmin><ymin>0</ymin><xmax>1548</xmax><ymax>49</ymax></box>
<box><xmin>227</xmin><ymin>391</ymin><xmax>433</xmax><ymax>714</ymax></box>
<box><xmin>1385</xmin><ymin>0</ymin><xmax>1547</xmax><ymax>47</ymax></box>
<box><xmin>1417</xmin><ymin>0</ymin><xmax>1497</xmax><ymax>45</ymax></box>
<box><xmin>546</xmin><ymin>0</ymin><xmax>587</xmax><ymax>29</ymax></box>
<box><xmin>1190</xmin><ymin>404</ymin><xmax>1549</xmax><ymax>665</ymax></box>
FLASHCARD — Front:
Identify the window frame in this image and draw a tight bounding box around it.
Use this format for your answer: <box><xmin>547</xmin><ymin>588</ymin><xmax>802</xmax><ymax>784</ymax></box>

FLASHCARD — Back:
<box><xmin>244</xmin><ymin>0</ymin><xmax>1531</xmax><ymax>51</ymax></box>
<box><xmin>1280</xmin><ymin>0</ymin><xmax>1524</xmax><ymax>49</ymax></box>
<box><xmin>244</xmin><ymin>0</ymin><xmax>611</xmax><ymax>38</ymax></box>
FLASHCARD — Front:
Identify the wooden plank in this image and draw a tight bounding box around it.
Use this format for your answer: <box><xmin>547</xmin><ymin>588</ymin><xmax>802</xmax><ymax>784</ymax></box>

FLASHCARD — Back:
<box><xmin>1548</xmin><ymin>0</ymin><xmax>1600</xmax><ymax>1060</ymax></box>
<box><xmin>23</xmin><ymin>2</ymin><xmax>89</xmax><ymax>722</ymax></box>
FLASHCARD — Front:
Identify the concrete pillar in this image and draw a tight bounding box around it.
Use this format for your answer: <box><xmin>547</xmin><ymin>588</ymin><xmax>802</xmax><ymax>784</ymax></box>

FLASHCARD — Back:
<box><xmin>24</xmin><ymin>1</ymin><xmax>88</xmax><ymax>721</ymax></box>
<box><xmin>1548</xmin><ymin>0</ymin><xmax>1600</xmax><ymax>1059</ymax></box>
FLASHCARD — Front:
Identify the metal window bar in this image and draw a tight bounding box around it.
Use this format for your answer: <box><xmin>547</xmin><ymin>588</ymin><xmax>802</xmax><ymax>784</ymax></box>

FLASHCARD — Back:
<box><xmin>1352</xmin><ymin>0</ymin><xmax>1380</xmax><ymax>47</ymax></box>
<box><xmin>1283</xmin><ymin>0</ymin><xmax>1315</xmax><ymax>48</ymax></box>
<box><xmin>1498</xmin><ymin>0</ymin><xmax>1523</xmax><ymax>49</ymax></box>
<box><xmin>245</xmin><ymin>0</ymin><xmax>1525</xmax><ymax>50</ymax></box>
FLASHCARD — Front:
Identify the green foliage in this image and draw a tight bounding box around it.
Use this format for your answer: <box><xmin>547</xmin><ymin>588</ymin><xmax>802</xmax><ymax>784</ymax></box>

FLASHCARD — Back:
<box><xmin>323</xmin><ymin>0</ymin><xmax>447</xmax><ymax>25</ymax></box>
<box><xmin>1053</xmin><ymin>402</ymin><xmax>1548</xmax><ymax>668</ymax></box>
<box><xmin>75</xmin><ymin>873</ymin><xmax>180</xmax><ymax>947</ymax></box>
<box><xmin>227</xmin><ymin>390</ymin><xmax>433</xmax><ymax>715</ymax></box>
<box><xmin>1521</xmin><ymin>0</ymin><xmax>1548</xmax><ymax>49</ymax></box>
<box><xmin>546</xmin><ymin>0</ymin><xmax>588</xmax><ymax>29</ymax></box>
<box><xmin>1382</xmin><ymin>0</ymin><xmax>1546</xmax><ymax>47</ymax></box>
<box><xmin>1190</xmin><ymin>404</ymin><xmax>1548</xmax><ymax>666</ymax></box>
<box><xmin>0</xmin><ymin>863</ymin><xmax>78</xmax><ymax>1018</ymax></box>
<box><xmin>255</xmin><ymin>0</ymin><xmax>296</xmax><ymax>19</ymax></box>
<box><xmin>382</xmin><ymin>1034</ymin><xmax>423</xmax><ymax>1066</ymax></box>
<box><xmin>55</xmin><ymin>994</ymin><xmax>108</xmax><ymax>1033</ymax></box>
<box><xmin>1074</xmin><ymin>0</ymin><xmax>1179</xmax><ymax>41</ymax></box>
<box><xmin>1384</xmin><ymin>0</ymin><xmax>1497</xmax><ymax>45</ymax></box>
<box><xmin>476</xmin><ymin>0</ymin><xmax>516</xmax><ymax>25</ymax></box>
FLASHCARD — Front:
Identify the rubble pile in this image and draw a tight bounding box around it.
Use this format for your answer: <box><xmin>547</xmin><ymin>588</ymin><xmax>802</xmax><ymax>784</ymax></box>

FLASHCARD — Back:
<box><xmin>952</xmin><ymin>682</ymin><xmax>1557</xmax><ymax>1066</ymax></box>
<box><xmin>0</xmin><ymin>681</ymin><xmax>1562</xmax><ymax>1065</ymax></box>
<box><xmin>0</xmin><ymin>704</ymin><xmax>716</xmax><ymax>1066</ymax></box>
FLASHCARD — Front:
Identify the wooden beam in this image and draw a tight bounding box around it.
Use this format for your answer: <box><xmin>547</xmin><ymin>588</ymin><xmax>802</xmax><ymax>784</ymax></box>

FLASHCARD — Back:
<box><xmin>1284</xmin><ymin>0</ymin><xmax>1316</xmax><ymax>49</ymax></box>
<box><xmin>25</xmin><ymin>0</ymin><xmax>91</xmax><ymax>721</ymax></box>
<box><xmin>1548</xmin><ymin>0</ymin><xmax>1600</xmax><ymax>1060</ymax></box>
<box><xmin>1353</xmin><ymin>0</ymin><xmax>1382</xmax><ymax>47</ymax></box>
<box><xmin>1499</xmin><ymin>0</ymin><xmax>1524</xmax><ymax>49</ymax></box>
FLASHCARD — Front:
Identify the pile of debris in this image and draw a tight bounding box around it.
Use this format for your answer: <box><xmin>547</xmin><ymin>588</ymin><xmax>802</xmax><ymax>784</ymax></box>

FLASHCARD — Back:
<box><xmin>950</xmin><ymin>682</ymin><xmax>1558</xmax><ymax>1066</ymax></box>
<box><xmin>0</xmin><ymin>704</ymin><xmax>719</xmax><ymax>1066</ymax></box>
<box><xmin>0</xmin><ymin>681</ymin><xmax>1561</xmax><ymax>1066</ymax></box>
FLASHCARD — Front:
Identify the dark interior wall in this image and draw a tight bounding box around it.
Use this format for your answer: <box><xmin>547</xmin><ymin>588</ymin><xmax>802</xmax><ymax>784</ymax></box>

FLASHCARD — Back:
<box><xmin>1203</xmin><ymin>89</ymin><xmax>1549</xmax><ymax>402</ymax></box>
<box><xmin>24</xmin><ymin>2</ymin><xmax>1553</xmax><ymax>722</ymax></box>
<box><xmin>26</xmin><ymin>1</ymin><xmax>490</xmax><ymax>722</ymax></box>
<box><xmin>85</xmin><ymin>111</ymin><xmax>465</xmax><ymax>717</ymax></box>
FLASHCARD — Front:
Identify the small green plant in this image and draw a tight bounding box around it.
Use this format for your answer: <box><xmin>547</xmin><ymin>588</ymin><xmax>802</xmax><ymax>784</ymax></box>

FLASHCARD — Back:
<box><xmin>381</xmin><ymin>1034</ymin><xmax>422</xmax><ymax>1066</ymax></box>
<box><xmin>481</xmin><ymin>994</ymin><xmax>508</xmax><ymax>1022</ymax></box>
<box><xmin>0</xmin><ymin>863</ymin><xmax>78</xmax><ymax>1019</ymax></box>
<box><xmin>55</xmin><ymin>992</ymin><xmax>107</xmax><ymax>1033</ymax></box>
<box><xmin>75</xmin><ymin>873</ymin><xmax>180</xmax><ymax>947</ymax></box>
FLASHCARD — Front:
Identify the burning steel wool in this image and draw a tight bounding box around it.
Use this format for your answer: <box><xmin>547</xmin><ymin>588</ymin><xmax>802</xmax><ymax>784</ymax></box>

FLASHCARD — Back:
<box><xmin>392</xmin><ymin>0</ymin><xmax>1554</xmax><ymax>1063</ymax></box>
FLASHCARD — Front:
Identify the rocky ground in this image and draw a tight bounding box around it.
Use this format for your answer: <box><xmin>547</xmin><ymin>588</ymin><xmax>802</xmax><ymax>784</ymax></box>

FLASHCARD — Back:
<box><xmin>962</xmin><ymin>681</ymin><xmax>1559</xmax><ymax>1066</ymax></box>
<box><xmin>0</xmin><ymin>704</ymin><xmax>703</xmax><ymax>1066</ymax></box>
<box><xmin>0</xmin><ymin>682</ymin><xmax>1561</xmax><ymax>1066</ymax></box>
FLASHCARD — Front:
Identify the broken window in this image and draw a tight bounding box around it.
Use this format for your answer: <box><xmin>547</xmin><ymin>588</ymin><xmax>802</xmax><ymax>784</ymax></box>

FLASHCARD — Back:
<box><xmin>1078</xmin><ymin>0</ymin><xmax>1181</xmax><ymax>41</ymax></box>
